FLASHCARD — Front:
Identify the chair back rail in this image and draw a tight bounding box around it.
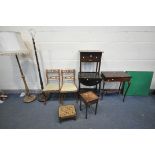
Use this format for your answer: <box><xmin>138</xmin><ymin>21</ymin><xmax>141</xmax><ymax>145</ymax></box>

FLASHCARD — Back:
<box><xmin>46</xmin><ymin>69</ymin><xmax>61</xmax><ymax>90</ymax></box>
<box><xmin>61</xmin><ymin>69</ymin><xmax>76</xmax><ymax>84</ymax></box>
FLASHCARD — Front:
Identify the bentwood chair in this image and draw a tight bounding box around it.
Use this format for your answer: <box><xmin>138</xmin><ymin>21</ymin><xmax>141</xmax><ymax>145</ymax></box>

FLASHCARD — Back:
<box><xmin>43</xmin><ymin>69</ymin><xmax>60</xmax><ymax>104</ymax></box>
<box><xmin>60</xmin><ymin>69</ymin><xmax>78</xmax><ymax>104</ymax></box>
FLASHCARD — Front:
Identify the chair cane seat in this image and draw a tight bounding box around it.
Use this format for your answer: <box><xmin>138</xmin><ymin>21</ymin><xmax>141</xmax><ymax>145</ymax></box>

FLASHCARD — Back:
<box><xmin>60</xmin><ymin>83</ymin><xmax>77</xmax><ymax>92</ymax></box>
<box><xmin>43</xmin><ymin>83</ymin><xmax>59</xmax><ymax>92</ymax></box>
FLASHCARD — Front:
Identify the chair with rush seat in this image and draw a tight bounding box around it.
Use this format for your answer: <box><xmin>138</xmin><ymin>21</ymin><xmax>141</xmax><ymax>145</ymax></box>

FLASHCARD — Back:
<box><xmin>43</xmin><ymin>69</ymin><xmax>60</xmax><ymax>104</ymax></box>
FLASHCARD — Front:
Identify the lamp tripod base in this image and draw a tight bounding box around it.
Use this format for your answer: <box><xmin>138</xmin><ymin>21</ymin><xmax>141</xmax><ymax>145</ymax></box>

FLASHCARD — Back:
<box><xmin>23</xmin><ymin>95</ymin><xmax>36</xmax><ymax>103</ymax></box>
<box><xmin>37</xmin><ymin>92</ymin><xmax>49</xmax><ymax>102</ymax></box>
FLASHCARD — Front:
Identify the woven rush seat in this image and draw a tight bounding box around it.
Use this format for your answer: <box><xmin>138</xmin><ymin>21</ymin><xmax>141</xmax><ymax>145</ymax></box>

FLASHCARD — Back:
<box><xmin>58</xmin><ymin>105</ymin><xmax>76</xmax><ymax>121</ymax></box>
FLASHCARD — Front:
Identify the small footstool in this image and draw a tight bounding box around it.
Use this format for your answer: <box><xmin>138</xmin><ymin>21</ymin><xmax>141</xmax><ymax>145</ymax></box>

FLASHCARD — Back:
<box><xmin>80</xmin><ymin>91</ymin><xmax>99</xmax><ymax>119</ymax></box>
<box><xmin>58</xmin><ymin>104</ymin><xmax>77</xmax><ymax>122</ymax></box>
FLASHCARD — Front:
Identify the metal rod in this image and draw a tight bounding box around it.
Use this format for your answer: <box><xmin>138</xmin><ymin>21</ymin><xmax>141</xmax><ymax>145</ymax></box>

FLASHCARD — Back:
<box><xmin>98</xmin><ymin>61</ymin><xmax>101</xmax><ymax>73</ymax></box>
<box><xmin>96</xmin><ymin>62</ymin><xmax>98</xmax><ymax>72</ymax></box>
<box><xmin>32</xmin><ymin>37</ymin><xmax>44</xmax><ymax>90</ymax></box>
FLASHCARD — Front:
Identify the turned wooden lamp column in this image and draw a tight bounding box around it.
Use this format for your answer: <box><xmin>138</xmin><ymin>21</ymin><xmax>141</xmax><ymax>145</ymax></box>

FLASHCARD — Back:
<box><xmin>0</xmin><ymin>31</ymin><xmax>36</xmax><ymax>103</ymax></box>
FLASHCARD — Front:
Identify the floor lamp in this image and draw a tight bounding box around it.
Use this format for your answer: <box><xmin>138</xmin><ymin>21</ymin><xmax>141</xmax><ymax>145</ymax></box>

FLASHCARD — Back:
<box><xmin>30</xmin><ymin>30</ymin><xmax>46</xmax><ymax>102</ymax></box>
<box><xmin>0</xmin><ymin>31</ymin><xmax>36</xmax><ymax>103</ymax></box>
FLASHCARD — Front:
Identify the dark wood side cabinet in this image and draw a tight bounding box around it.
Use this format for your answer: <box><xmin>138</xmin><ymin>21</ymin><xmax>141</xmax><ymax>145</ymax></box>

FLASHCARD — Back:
<box><xmin>78</xmin><ymin>50</ymin><xmax>103</xmax><ymax>95</ymax></box>
<box><xmin>101</xmin><ymin>71</ymin><xmax>132</xmax><ymax>102</ymax></box>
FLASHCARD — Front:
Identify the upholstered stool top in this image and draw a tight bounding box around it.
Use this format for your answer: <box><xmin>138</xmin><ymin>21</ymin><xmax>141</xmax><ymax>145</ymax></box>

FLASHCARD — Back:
<box><xmin>80</xmin><ymin>91</ymin><xmax>99</xmax><ymax>104</ymax></box>
<box><xmin>59</xmin><ymin>105</ymin><xmax>76</xmax><ymax>119</ymax></box>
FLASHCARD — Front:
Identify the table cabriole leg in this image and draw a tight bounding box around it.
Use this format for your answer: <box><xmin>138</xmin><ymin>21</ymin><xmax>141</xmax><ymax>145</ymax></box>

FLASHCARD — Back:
<box><xmin>123</xmin><ymin>81</ymin><xmax>131</xmax><ymax>102</ymax></box>
<box><xmin>101</xmin><ymin>81</ymin><xmax>105</xmax><ymax>100</ymax></box>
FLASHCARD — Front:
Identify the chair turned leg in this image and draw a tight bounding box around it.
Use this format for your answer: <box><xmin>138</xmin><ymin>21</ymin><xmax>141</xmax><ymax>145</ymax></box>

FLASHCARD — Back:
<box><xmin>95</xmin><ymin>102</ymin><xmax>98</xmax><ymax>115</ymax></box>
<box><xmin>85</xmin><ymin>105</ymin><xmax>88</xmax><ymax>119</ymax></box>
<box><xmin>60</xmin><ymin>93</ymin><xmax>64</xmax><ymax>105</ymax></box>
<box><xmin>76</xmin><ymin>92</ymin><xmax>78</xmax><ymax>104</ymax></box>
<box><xmin>59</xmin><ymin>93</ymin><xmax>61</xmax><ymax>104</ymax></box>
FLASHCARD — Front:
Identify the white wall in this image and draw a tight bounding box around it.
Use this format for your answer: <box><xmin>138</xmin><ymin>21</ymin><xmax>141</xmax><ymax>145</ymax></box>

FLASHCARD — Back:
<box><xmin>0</xmin><ymin>26</ymin><xmax>155</xmax><ymax>90</ymax></box>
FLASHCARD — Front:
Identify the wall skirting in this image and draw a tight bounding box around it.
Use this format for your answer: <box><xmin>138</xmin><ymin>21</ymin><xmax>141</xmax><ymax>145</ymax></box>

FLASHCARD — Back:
<box><xmin>1</xmin><ymin>89</ymin><xmax>41</xmax><ymax>94</ymax></box>
<box><xmin>1</xmin><ymin>89</ymin><xmax>155</xmax><ymax>95</ymax></box>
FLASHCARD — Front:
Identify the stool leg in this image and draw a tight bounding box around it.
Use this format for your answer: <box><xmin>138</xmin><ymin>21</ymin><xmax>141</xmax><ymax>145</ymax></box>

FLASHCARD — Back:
<box><xmin>95</xmin><ymin>102</ymin><xmax>98</xmax><ymax>115</ymax></box>
<box><xmin>80</xmin><ymin>99</ymin><xmax>82</xmax><ymax>111</ymax></box>
<box><xmin>86</xmin><ymin>105</ymin><xmax>88</xmax><ymax>119</ymax></box>
<box><xmin>75</xmin><ymin>92</ymin><xmax>78</xmax><ymax>104</ymax></box>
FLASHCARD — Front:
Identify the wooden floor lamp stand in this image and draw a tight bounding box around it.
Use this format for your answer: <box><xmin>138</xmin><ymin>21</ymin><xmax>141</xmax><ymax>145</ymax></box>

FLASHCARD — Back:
<box><xmin>16</xmin><ymin>55</ymin><xmax>36</xmax><ymax>103</ymax></box>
